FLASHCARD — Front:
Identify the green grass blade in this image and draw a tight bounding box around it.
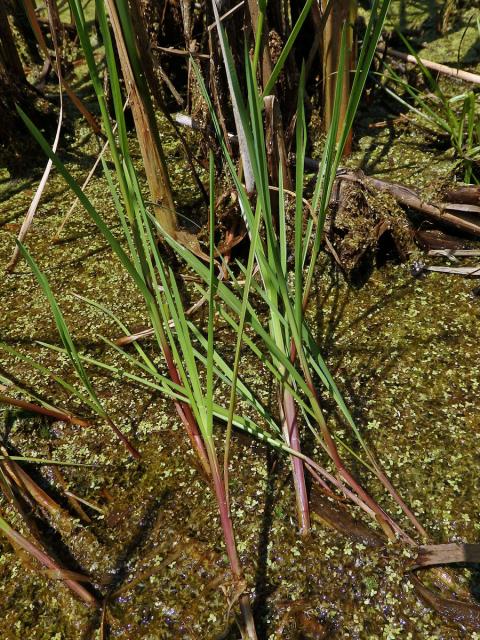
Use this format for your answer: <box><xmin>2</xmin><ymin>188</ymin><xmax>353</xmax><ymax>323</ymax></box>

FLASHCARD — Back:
<box><xmin>262</xmin><ymin>0</ymin><xmax>314</xmax><ymax>97</ymax></box>
<box><xmin>17</xmin><ymin>243</ymin><xmax>106</xmax><ymax>418</ymax></box>
<box><xmin>206</xmin><ymin>152</ymin><xmax>216</xmax><ymax>439</ymax></box>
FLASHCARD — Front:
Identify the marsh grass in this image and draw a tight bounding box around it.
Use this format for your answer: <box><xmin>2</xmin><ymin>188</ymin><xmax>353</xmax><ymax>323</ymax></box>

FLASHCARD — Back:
<box><xmin>185</xmin><ymin>0</ymin><xmax>425</xmax><ymax>542</ymax></box>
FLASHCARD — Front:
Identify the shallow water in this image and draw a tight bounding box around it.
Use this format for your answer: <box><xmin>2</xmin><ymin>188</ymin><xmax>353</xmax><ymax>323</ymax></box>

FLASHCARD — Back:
<box><xmin>1</xmin><ymin>2</ymin><xmax>480</xmax><ymax>637</ymax></box>
<box><xmin>1</xmin><ymin>163</ymin><xmax>479</xmax><ymax>638</ymax></box>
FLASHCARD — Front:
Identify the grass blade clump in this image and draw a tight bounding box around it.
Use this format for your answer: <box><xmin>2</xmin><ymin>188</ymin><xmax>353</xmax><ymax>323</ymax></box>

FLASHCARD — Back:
<box><xmin>12</xmin><ymin>0</ymin><xmax>262</xmax><ymax>632</ymax></box>
<box><xmin>177</xmin><ymin>0</ymin><xmax>423</xmax><ymax>541</ymax></box>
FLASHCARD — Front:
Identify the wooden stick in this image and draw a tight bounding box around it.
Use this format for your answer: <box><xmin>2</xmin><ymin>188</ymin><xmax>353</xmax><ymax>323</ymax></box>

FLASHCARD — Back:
<box><xmin>154</xmin><ymin>45</ymin><xmax>209</xmax><ymax>59</ymax></box>
<box><xmin>423</xmin><ymin>264</ymin><xmax>480</xmax><ymax>276</ymax></box>
<box><xmin>207</xmin><ymin>1</ymin><xmax>244</xmax><ymax>31</ymax></box>
<box><xmin>363</xmin><ymin>175</ymin><xmax>480</xmax><ymax>236</ymax></box>
<box><xmin>444</xmin><ymin>186</ymin><xmax>480</xmax><ymax>206</ymax></box>
<box><xmin>428</xmin><ymin>249</ymin><xmax>480</xmax><ymax>257</ymax></box>
<box><xmin>378</xmin><ymin>44</ymin><xmax>480</xmax><ymax>85</ymax></box>
<box><xmin>331</xmin><ymin>168</ymin><xmax>480</xmax><ymax>237</ymax></box>
<box><xmin>413</xmin><ymin>543</ymin><xmax>480</xmax><ymax>569</ymax></box>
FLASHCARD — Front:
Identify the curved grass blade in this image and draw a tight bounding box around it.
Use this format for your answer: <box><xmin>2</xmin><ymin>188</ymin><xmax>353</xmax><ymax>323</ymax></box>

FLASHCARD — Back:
<box><xmin>16</xmin><ymin>243</ymin><xmax>140</xmax><ymax>459</ymax></box>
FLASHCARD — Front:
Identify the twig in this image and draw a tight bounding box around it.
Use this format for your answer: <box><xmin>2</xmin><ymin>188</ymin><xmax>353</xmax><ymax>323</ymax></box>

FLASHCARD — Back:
<box><xmin>64</xmin><ymin>490</ymin><xmax>105</xmax><ymax>514</ymax></box>
<box><xmin>207</xmin><ymin>1</ymin><xmax>244</xmax><ymax>31</ymax></box>
<box><xmin>413</xmin><ymin>543</ymin><xmax>480</xmax><ymax>569</ymax></box>
<box><xmin>378</xmin><ymin>43</ymin><xmax>480</xmax><ymax>85</ymax></box>
<box><xmin>422</xmin><ymin>264</ymin><xmax>480</xmax><ymax>276</ymax></box>
<box><xmin>336</xmin><ymin>169</ymin><xmax>480</xmax><ymax>237</ymax></box>
<box><xmin>428</xmin><ymin>249</ymin><xmax>480</xmax><ymax>257</ymax></box>
<box><xmin>365</xmin><ymin>176</ymin><xmax>480</xmax><ymax>236</ymax></box>
<box><xmin>154</xmin><ymin>45</ymin><xmax>209</xmax><ymax>59</ymax></box>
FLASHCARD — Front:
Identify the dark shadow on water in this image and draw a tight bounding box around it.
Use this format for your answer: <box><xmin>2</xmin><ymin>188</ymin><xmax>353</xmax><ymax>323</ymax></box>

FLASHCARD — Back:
<box><xmin>252</xmin><ymin>448</ymin><xmax>282</xmax><ymax>640</ymax></box>
<box><xmin>470</xmin><ymin>567</ymin><xmax>480</xmax><ymax>604</ymax></box>
<box><xmin>0</xmin><ymin>364</ymin><xmax>79</xmax><ymax>411</ymax></box>
<box><xmin>312</xmin><ymin>266</ymin><xmax>347</xmax><ymax>354</ymax></box>
<box><xmin>358</xmin><ymin>117</ymin><xmax>398</xmax><ymax>177</ymax></box>
<box><xmin>81</xmin><ymin>490</ymin><xmax>168</xmax><ymax>640</ymax></box>
<box><xmin>311</xmin><ymin>256</ymin><xmax>414</xmax><ymax>358</ymax></box>
<box><xmin>0</xmin><ymin>437</ymin><xmax>105</xmax><ymax>600</ymax></box>
<box><xmin>0</xmin><ymin>177</ymin><xmax>40</xmax><ymax>206</ymax></box>
<box><xmin>218</xmin><ymin>449</ymin><xmax>283</xmax><ymax>640</ymax></box>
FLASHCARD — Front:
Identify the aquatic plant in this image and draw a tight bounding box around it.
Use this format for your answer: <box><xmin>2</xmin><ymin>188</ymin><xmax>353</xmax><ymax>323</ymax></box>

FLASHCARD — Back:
<box><xmin>8</xmin><ymin>0</ymin><xmax>262</xmax><ymax>633</ymax></box>
<box><xmin>26</xmin><ymin>0</ymin><xmax>415</xmax><ymax>530</ymax></box>
<box><xmin>161</xmin><ymin>0</ymin><xmax>426</xmax><ymax>543</ymax></box>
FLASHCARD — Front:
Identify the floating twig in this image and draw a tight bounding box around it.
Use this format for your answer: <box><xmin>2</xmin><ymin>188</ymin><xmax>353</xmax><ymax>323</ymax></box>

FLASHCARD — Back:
<box><xmin>377</xmin><ymin>43</ymin><xmax>480</xmax><ymax>85</ymax></box>
<box><xmin>428</xmin><ymin>249</ymin><xmax>480</xmax><ymax>258</ymax></box>
<box><xmin>412</xmin><ymin>261</ymin><xmax>480</xmax><ymax>277</ymax></box>
<box><xmin>413</xmin><ymin>543</ymin><xmax>480</xmax><ymax>569</ymax></box>
<box><xmin>344</xmin><ymin>172</ymin><xmax>480</xmax><ymax>237</ymax></box>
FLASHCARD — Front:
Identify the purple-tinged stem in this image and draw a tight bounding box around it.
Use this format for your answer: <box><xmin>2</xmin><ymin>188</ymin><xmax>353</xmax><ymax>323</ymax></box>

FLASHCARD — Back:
<box><xmin>207</xmin><ymin>443</ymin><xmax>257</xmax><ymax>639</ymax></box>
<box><xmin>280</xmin><ymin>388</ymin><xmax>310</xmax><ymax>536</ymax></box>
<box><xmin>0</xmin><ymin>513</ymin><xmax>96</xmax><ymax>606</ymax></box>
<box><xmin>303</xmin><ymin>374</ymin><xmax>399</xmax><ymax>539</ymax></box>
<box><xmin>173</xmin><ymin>400</ymin><xmax>211</xmax><ymax>478</ymax></box>
<box><xmin>0</xmin><ymin>394</ymin><xmax>89</xmax><ymax>427</ymax></box>
<box><xmin>105</xmin><ymin>417</ymin><xmax>141</xmax><ymax>459</ymax></box>
<box><xmin>161</xmin><ymin>341</ymin><xmax>211</xmax><ymax>478</ymax></box>
<box><xmin>287</xmin><ymin>331</ymin><xmax>397</xmax><ymax>539</ymax></box>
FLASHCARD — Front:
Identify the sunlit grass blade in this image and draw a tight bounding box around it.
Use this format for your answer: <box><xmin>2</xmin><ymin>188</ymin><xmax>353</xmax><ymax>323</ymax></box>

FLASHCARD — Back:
<box><xmin>16</xmin><ymin>108</ymin><xmax>150</xmax><ymax>300</ymax></box>
<box><xmin>210</xmin><ymin>0</ymin><xmax>255</xmax><ymax>192</ymax></box>
<box><xmin>262</xmin><ymin>0</ymin><xmax>314</xmax><ymax>97</ymax></box>
<box><xmin>206</xmin><ymin>153</ymin><xmax>216</xmax><ymax>441</ymax></box>
<box><xmin>0</xmin><ymin>455</ymin><xmax>91</xmax><ymax>467</ymax></box>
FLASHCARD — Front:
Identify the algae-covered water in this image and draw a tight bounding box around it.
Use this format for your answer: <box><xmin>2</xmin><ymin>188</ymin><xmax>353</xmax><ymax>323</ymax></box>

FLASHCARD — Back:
<box><xmin>1</xmin><ymin>2</ymin><xmax>480</xmax><ymax>638</ymax></box>
<box><xmin>1</xmin><ymin>152</ymin><xmax>479</xmax><ymax>639</ymax></box>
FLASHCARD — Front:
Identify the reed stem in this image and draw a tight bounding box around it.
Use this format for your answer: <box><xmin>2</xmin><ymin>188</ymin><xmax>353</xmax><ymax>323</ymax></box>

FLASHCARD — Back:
<box><xmin>207</xmin><ymin>442</ymin><xmax>258</xmax><ymax>639</ymax></box>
